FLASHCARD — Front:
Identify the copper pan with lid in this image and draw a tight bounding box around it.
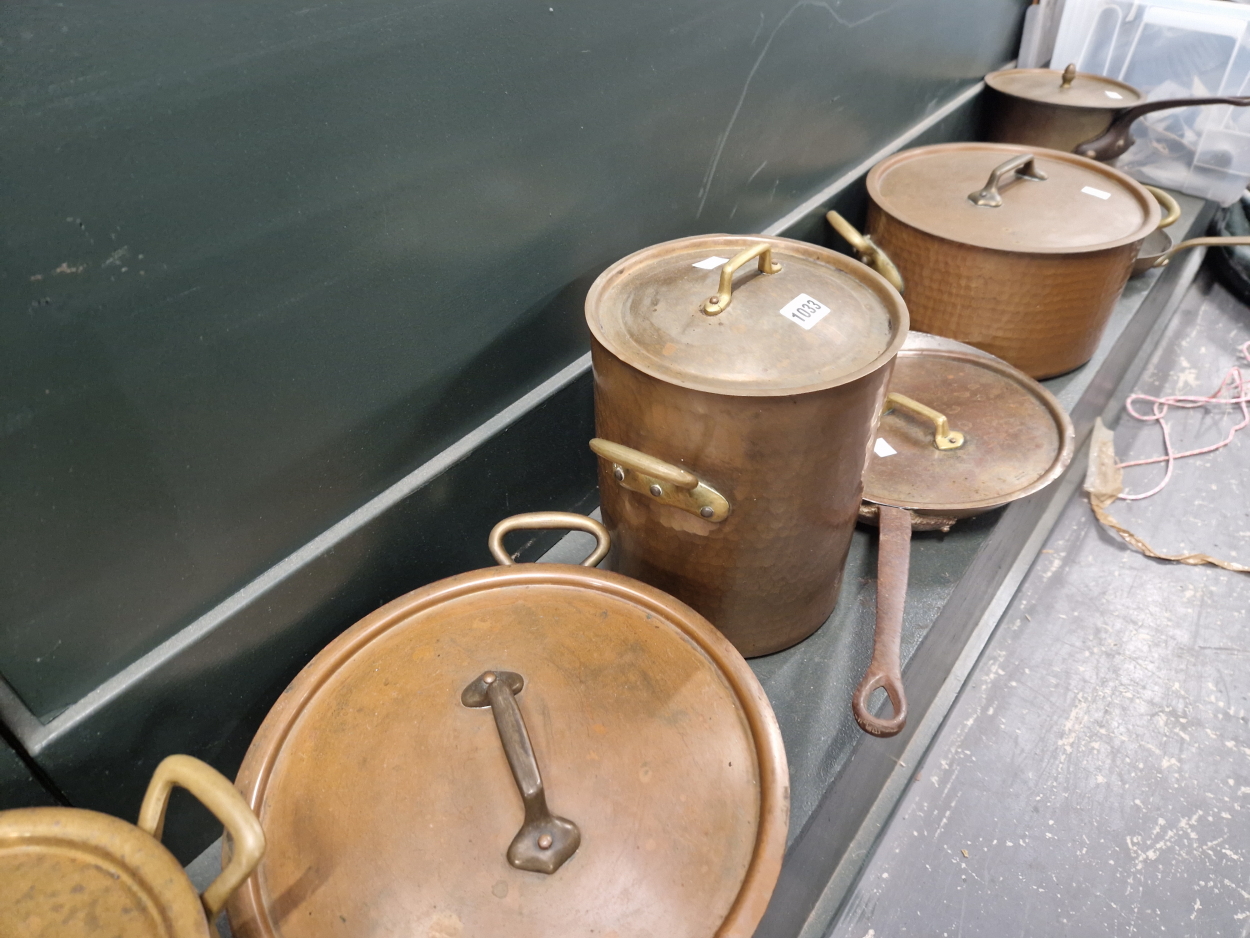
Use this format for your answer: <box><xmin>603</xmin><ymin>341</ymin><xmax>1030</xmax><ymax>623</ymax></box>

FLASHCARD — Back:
<box><xmin>227</xmin><ymin>512</ymin><xmax>789</xmax><ymax>938</ymax></box>
<box><xmin>849</xmin><ymin>333</ymin><xmax>1074</xmax><ymax>737</ymax></box>
<box><xmin>829</xmin><ymin>143</ymin><xmax>1160</xmax><ymax>378</ymax></box>
<box><xmin>585</xmin><ymin>234</ymin><xmax>907</xmax><ymax>657</ymax></box>
<box><xmin>984</xmin><ymin>63</ymin><xmax>1250</xmax><ymax>162</ymax></box>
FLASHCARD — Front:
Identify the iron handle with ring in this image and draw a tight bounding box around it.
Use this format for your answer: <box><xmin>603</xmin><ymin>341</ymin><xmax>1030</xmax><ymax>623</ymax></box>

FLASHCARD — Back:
<box><xmin>1143</xmin><ymin>185</ymin><xmax>1181</xmax><ymax>229</ymax></box>
<box><xmin>137</xmin><ymin>755</ymin><xmax>265</xmax><ymax>930</ymax></box>
<box><xmin>853</xmin><ymin>505</ymin><xmax>911</xmax><ymax>737</ymax></box>
<box><xmin>1154</xmin><ymin>235</ymin><xmax>1250</xmax><ymax>269</ymax></box>
<box><xmin>488</xmin><ymin>511</ymin><xmax>611</xmax><ymax>567</ymax></box>
<box><xmin>589</xmin><ymin>438</ymin><xmax>731</xmax><ymax>522</ymax></box>
<box><xmin>701</xmin><ymin>242</ymin><xmax>782</xmax><ymax>315</ymax></box>
<box><xmin>882</xmin><ymin>392</ymin><xmax>965</xmax><ymax>450</ymax></box>
<box><xmin>825</xmin><ymin>211</ymin><xmax>906</xmax><ymax>294</ymax></box>
<box><xmin>1077</xmin><ymin>95</ymin><xmax>1250</xmax><ymax>162</ymax></box>
<box><xmin>967</xmin><ymin>152</ymin><xmax>1048</xmax><ymax>207</ymax></box>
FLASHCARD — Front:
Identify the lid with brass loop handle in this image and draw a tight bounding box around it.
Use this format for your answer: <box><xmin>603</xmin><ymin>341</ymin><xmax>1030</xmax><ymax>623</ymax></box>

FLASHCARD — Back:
<box><xmin>228</xmin><ymin>512</ymin><xmax>788</xmax><ymax>938</ymax></box>
<box><xmin>0</xmin><ymin>754</ymin><xmax>265</xmax><ymax>938</ymax></box>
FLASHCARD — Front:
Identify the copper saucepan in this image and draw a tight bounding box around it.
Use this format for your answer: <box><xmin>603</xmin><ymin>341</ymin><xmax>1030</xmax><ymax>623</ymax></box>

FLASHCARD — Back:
<box><xmin>985</xmin><ymin>63</ymin><xmax>1250</xmax><ymax>162</ymax></box>
<box><xmin>848</xmin><ymin>334</ymin><xmax>1074</xmax><ymax>737</ymax></box>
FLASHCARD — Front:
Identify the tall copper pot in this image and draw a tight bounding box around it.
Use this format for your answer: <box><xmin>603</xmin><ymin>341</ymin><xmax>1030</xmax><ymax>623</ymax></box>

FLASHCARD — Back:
<box><xmin>586</xmin><ymin>235</ymin><xmax>907</xmax><ymax>657</ymax></box>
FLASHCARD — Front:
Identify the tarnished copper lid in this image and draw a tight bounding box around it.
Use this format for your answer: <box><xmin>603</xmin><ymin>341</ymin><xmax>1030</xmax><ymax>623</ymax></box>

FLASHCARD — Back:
<box><xmin>229</xmin><ymin>516</ymin><xmax>789</xmax><ymax>938</ymax></box>
<box><xmin>986</xmin><ymin>66</ymin><xmax>1142</xmax><ymax>109</ymax></box>
<box><xmin>868</xmin><ymin>143</ymin><xmax>1159</xmax><ymax>253</ymax></box>
<box><xmin>586</xmin><ymin>234</ymin><xmax>906</xmax><ymax>396</ymax></box>
<box><xmin>862</xmin><ymin>333</ymin><xmax>1074</xmax><ymax>514</ymax></box>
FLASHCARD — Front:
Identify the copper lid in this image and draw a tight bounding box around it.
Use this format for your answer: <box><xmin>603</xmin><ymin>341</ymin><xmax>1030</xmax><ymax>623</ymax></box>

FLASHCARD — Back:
<box><xmin>586</xmin><ymin>234</ymin><xmax>906</xmax><ymax>397</ymax></box>
<box><xmin>229</xmin><ymin>518</ymin><xmax>789</xmax><ymax>938</ymax></box>
<box><xmin>868</xmin><ymin>143</ymin><xmax>1159</xmax><ymax>253</ymax></box>
<box><xmin>862</xmin><ymin>333</ymin><xmax>1074</xmax><ymax>513</ymax></box>
<box><xmin>986</xmin><ymin>65</ymin><xmax>1143</xmax><ymax>109</ymax></box>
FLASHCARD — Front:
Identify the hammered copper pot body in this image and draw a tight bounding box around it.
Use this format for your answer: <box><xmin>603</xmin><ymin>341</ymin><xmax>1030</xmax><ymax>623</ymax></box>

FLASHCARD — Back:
<box><xmin>592</xmin><ymin>341</ymin><xmax>890</xmax><ymax>657</ymax></box>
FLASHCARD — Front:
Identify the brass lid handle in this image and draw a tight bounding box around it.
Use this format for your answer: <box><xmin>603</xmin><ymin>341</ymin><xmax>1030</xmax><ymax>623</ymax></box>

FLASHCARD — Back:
<box><xmin>488</xmin><ymin>512</ymin><xmax>611</xmax><ymax>567</ymax></box>
<box><xmin>967</xmin><ymin>152</ymin><xmax>1048</xmax><ymax>207</ymax></box>
<box><xmin>701</xmin><ymin>242</ymin><xmax>782</xmax><ymax>315</ymax></box>
<box><xmin>825</xmin><ymin>211</ymin><xmax>905</xmax><ymax>294</ymax></box>
<box><xmin>1060</xmin><ymin>63</ymin><xmax>1076</xmax><ymax>90</ymax></box>
<box><xmin>883</xmin><ymin>392</ymin><xmax>965</xmax><ymax>450</ymax></box>
<box><xmin>590</xmin><ymin>438</ymin><xmax>730</xmax><ymax>522</ymax></box>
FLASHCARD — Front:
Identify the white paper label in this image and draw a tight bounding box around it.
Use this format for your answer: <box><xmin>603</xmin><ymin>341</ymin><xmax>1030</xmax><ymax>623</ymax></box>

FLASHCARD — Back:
<box><xmin>692</xmin><ymin>255</ymin><xmax>729</xmax><ymax>270</ymax></box>
<box><xmin>779</xmin><ymin>293</ymin><xmax>831</xmax><ymax>330</ymax></box>
<box><xmin>1081</xmin><ymin>185</ymin><xmax>1111</xmax><ymax>200</ymax></box>
<box><xmin>1104</xmin><ymin>90</ymin><xmax>1123</xmax><ymax>99</ymax></box>
<box><xmin>874</xmin><ymin>437</ymin><xmax>898</xmax><ymax>457</ymax></box>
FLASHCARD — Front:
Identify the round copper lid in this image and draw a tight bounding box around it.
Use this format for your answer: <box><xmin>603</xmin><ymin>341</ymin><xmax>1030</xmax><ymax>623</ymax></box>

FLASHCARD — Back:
<box><xmin>868</xmin><ymin>143</ymin><xmax>1159</xmax><ymax>253</ymax></box>
<box><xmin>229</xmin><ymin>517</ymin><xmax>789</xmax><ymax>938</ymax></box>
<box><xmin>862</xmin><ymin>333</ymin><xmax>1074</xmax><ymax>513</ymax></box>
<box><xmin>986</xmin><ymin>66</ymin><xmax>1143</xmax><ymax>109</ymax></box>
<box><xmin>586</xmin><ymin>234</ymin><xmax>906</xmax><ymax>396</ymax></box>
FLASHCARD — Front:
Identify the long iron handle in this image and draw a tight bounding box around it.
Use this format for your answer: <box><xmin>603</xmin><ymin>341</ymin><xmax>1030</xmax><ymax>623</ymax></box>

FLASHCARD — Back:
<box><xmin>462</xmin><ymin>670</ymin><xmax>581</xmax><ymax>874</ymax></box>
<box><xmin>1077</xmin><ymin>96</ymin><xmax>1250</xmax><ymax>162</ymax></box>
<box><xmin>853</xmin><ymin>505</ymin><xmax>911</xmax><ymax>738</ymax></box>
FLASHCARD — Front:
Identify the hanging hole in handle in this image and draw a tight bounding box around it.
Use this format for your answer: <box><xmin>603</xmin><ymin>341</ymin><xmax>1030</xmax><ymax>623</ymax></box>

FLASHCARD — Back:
<box><xmin>488</xmin><ymin>512</ymin><xmax>611</xmax><ymax>568</ymax></box>
<box><xmin>852</xmin><ymin>672</ymin><xmax>907</xmax><ymax>738</ymax></box>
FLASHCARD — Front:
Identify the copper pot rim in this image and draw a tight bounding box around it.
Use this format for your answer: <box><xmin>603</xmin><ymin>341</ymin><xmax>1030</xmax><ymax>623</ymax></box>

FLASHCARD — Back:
<box><xmin>585</xmin><ymin>232</ymin><xmax>908</xmax><ymax>398</ymax></box>
<box><xmin>984</xmin><ymin>66</ymin><xmax>1142</xmax><ymax>109</ymax></box>
<box><xmin>861</xmin><ymin>335</ymin><xmax>1076</xmax><ymax>516</ymax></box>
<box><xmin>231</xmin><ymin>561</ymin><xmax>790</xmax><ymax>938</ymax></box>
<box><xmin>867</xmin><ymin>142</ymin><xmax>1160</xmax><ymax>255</ymax></box>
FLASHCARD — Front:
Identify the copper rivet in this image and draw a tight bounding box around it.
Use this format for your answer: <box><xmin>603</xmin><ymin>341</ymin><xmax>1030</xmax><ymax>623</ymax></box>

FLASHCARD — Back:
<box><xmin>483</xmin><ymin>673</ymin><xmax>496</xmax><ymax>684</ymax></box>
<box><xmin>538</xmin><ymin>834</ymin><xmax>553</xmax><ymax>849</ymax></box>
<box><xmin>613</xmin><ymin>467</ymin><xmax>625</xmax><ymax>482</ymax></box>
<box><xmin>649</xmin><ymin>484</ymin><xmax>662</xmax><ymax>497</ymax></box>
<box><xmin>700</xmin><ymin>506</ymin><xmax>714</xmax><ymax>518</ymax></box>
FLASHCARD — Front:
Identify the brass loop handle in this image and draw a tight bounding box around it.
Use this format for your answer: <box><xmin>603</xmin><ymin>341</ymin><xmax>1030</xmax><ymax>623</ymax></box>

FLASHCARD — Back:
<box><xmin>590</xmin><ymin>438</ymin><xmax>731</xmax><ymax>523</ymax></box>
<box><xmin>488</xmin><ymin>512</ymin><xmax>610</xmax><ymax>567</ymax></box>
<box><xmin>883</xmin><ymin>392</ymin><xmax>964</xmax><ymax>450</ymax></box>
<box><xmin>137</xmin><ymin>755</ymin><xmax>265</xmax><ymax>925</ymax></box>
<box><xmin>853</xmin><ymin>505</ymin><xmax>911</xmax><ymax>737</ymax></box>
<box><xmin>463</xmin><ymin>671</ymin><xmax>580</xmax><ymax>874</ymax></box>
<box><xmin>589</xmin><ymin>438</ymin><xmax>697</xmax><ymax>489</ymax></box>
<box><xmin>702</xmin><ymin>242</ymin><xmax>782</xmax><ymax>315</ymax></box>
<box><xmin>1153</xmin><ymin>235</ymin><xmax>1250</xmax><ymax>269</ymax></box>
<box><xmin>825</xmin><ymin>211</ymin><xmax>905</xmax><ymax>294</ymax></box>
<box><xmin>967</xmin><ymin>152</ymin><xmax>1048</xmax><ymax>207</ymax></box>
<box><xmin>1144</xmin><ymin>185</ymin><xmax>1181</xmax><ymax>229</ymax></box>
<box><xmin>1059</xmin><ymin>63</ymin><xmax>1076</xmax><ymax>90</ymax></box>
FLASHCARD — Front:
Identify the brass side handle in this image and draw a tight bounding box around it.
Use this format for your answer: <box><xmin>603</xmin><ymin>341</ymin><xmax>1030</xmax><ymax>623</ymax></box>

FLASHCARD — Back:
<box><xmin>702</xmin><ymin>242</ymin><xmax>782</xmax><ymax>315</ymax></box>
<box><xmin>967</xmin><ymin>152</ymin><xmax>1048</xmax><ymax>207</ymax></box>
<box><xmin>488</xmin><ymin>512</ymin><xmax>611</xmax><ymax>567</ymax></box>
<box><xmin>462</xmin><ymin>671</ymin><xmax>580</xmax><ymax>874</ymax></box>
<box><xmin>1144</xmin><ymin>185</ymin><xmax>1181</xmax><ymax>229</ymax></box>
<box><xmin>1153</xmin><ymin>235</ymin><xmax>1250</xmax><ymax>269</ymax></box>
<box><xmin>137</xmin><ymin>755</ymin><xmax>266</xmax><ymax>929</ymax></box>
<box><xmin>590</xmin><ymin>438</ymin><xmax>731</xmax><ymax>522</ymax></box>
<box><xmin>882</xmin><ymin>392</ymin><xmax>964</xmax><ymax>450</ymax></box>
<box><xmin>825</xmin><ymin>211</ymin><xmax>905</xmax><ymax>294</ymax></box>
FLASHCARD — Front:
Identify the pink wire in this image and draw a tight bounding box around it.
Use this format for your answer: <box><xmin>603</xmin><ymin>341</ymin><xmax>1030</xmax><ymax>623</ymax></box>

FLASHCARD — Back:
<box><xmin>1116</xmin><ymin>340</ymin><xmax>1250</xmax><ymax>501</ymax></box>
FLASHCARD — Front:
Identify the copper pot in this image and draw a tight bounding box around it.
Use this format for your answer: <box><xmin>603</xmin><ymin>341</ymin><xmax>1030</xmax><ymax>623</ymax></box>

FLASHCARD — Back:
<box><xmin>830</xmin><ymin>143</ymin><xmax>1160</xmax><ymax>379</ymax></box>
<box><xmin>985</xmin><ymin>64</ymin><xmax>1250</xmax><ymax>162</ymax></box>
<box><xmin>585</xmin><ymin>235</ymin><xmax>908</xmax><ymax>657</ymax></box>
<box><xmin>227</xmin><ymin>512</ymin><xmax>789</xmax><ymax>938</ymax></box>
<box><xmin>0</xmin><ymin>755</ymin><xmax>264</xmax><ymax>938</ymax></box>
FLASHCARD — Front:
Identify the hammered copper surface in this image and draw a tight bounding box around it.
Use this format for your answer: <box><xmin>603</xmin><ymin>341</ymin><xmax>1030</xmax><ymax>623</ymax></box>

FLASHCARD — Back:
<box><xmin>228</xmin><ymin>561</ymin><xmax>789</xmax><ymax>938</ymax></box>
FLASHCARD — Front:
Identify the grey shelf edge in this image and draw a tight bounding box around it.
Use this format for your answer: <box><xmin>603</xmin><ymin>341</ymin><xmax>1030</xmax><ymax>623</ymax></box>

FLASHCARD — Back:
<box><xmin>754</xmin><ymin>212</ymin><xmax>1217</xmax><ymax>938</ymax></box>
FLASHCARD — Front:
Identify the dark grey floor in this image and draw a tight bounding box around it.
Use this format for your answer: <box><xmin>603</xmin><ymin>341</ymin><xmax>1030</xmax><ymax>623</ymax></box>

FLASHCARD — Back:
<box><xmin>829</xmin><ymin>271</ymin><xmax>1250</xmax><ymax>938</ymax></box>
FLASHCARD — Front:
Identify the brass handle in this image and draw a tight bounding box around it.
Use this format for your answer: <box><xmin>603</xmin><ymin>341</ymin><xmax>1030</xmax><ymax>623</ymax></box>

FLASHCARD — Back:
<box><xmin>590</xmin><ymin>438</ymin><xmax>730</xmax><ymax>522</ymax></box>
<box><xmin>462</xmin><ymin>671</ymin><xmax>580</xmax><ymax>874</ymax></box>
<box><xmin>967</xmin><ymin>152</ymin><xmax>1048</xmax><ymax>207</ymax></box>
<box><xmin>853</xmin><ymin>505</ymin><xmax>911</xmax><ymax>737</ymax></box>
<box><xmin>137</xmin><ymin>755</ymin><xmax>265</xmax><ymax>927</ymax></box>
<box><xmin>1059</xmin><ymin>63</ymin><xmax>1076</xmax><ymax>90</ymax></box>
<box><xmin>488</xmin><ymin>512</ymin><xmax>610</xmax><ymax>567</ymax></box>
<box><xmin>1144</xmin><ymin>185</ymin><xmax>1181</xmax><ymax>229</ymax></box>
<box><xmin>701</xmin><ymin>242</ymin><xmax>782</xmax><ymax>315</ymax></box>
<box><xmin>825</xmin><ymin>211</ymin><xmax>905</xmax><ymax>294</ymax></box>
<box><xmin>883</xmin><ymin>392</ymin><xmax>964</xmax><ymax>450</ymax></box>
<box><xmin>1153</xmin><ymin>235</ymin><xmax>1250</xmax><ymax>269</ymax></box>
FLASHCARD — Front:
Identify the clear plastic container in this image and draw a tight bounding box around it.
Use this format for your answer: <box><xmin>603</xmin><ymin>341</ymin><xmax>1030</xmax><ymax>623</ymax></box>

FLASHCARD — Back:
<box><xmin>1051</xmin><ymin>0</ymin><xmax>1250</xmax><ymax>204</ymax></box>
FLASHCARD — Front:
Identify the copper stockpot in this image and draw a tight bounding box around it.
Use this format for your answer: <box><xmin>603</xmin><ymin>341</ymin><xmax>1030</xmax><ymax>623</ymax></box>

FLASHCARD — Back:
<box><xmin>830</xmin><ymin>143</ymin><xmax>1160</xmax><ymax>379</ymax></box>
<box><xmin>228</xmin><ymin>513</ymin><xmax>789</xmax><ymax>938</ymax></box>
<box><xmin>585</xmin><ymin>235</ymin><xmax>908</xmax><ymax>657</ymax></box>
<box><xmin>0</xmin><ymin>755</ymin><xmax>264</xmax><ymax>938</ymax></box>
<box><xmin>985</xmin><ymin>64</ymin><xmax>1250</xmax><ymax>162</ymax></box>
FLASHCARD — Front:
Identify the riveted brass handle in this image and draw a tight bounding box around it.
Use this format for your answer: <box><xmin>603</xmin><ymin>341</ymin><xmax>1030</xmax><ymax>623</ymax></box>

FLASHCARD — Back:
<box><xmin>463</xmin><ymin>671</ymin><xmax>580</xmax><ymax>874</ymax></box>
<box><xmin>825</xmin><ymin>211</ymin><xmax>905</xmax><ymax>294</ymax></box>
<box><xmin>1059</xmin><ymin>63</ymin><xmax>1076</xmax><ymax>91</ymax></box>
<box><xmin>853</xmin><ymin>504</ymin><xmax>910</xmax><ymax>737</ymax></box>
<box><xmin>590</xmin><ymin>438</ymin><xmax>731</xmax><ymax>522</ymax></box>
<box><xmin>1153</xmin><ymin>235</ymin><xmax>1250</xmax><ymax>269</ymax></box>
<box><xmin>967</xmin><ymin>152</ymin><xmax>1048</xmax><ymax>207</ymax></box>
<box><xmin>137</xmin><ymin>755</ymin><xmax>265</xmax><ymax>929</ymax></box>
<box><xmin>488</xmin><ymin>512</ymin><xmax>610</xmax><ymax>567</ymax></box>
<box><xmin>883</xmin><ymin>392</ymin><xmax>964</xmax><ymax>450</ymax></box>
<box><xmin>1144</xmin><ymin>186</ymin><xmax>1181</xmax><ymax>230</ymax></box>
<box><xmin>702</xmin><ymin>242</ymin><xmax>782</xmax><ymax>315</ymax></box>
